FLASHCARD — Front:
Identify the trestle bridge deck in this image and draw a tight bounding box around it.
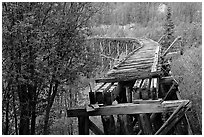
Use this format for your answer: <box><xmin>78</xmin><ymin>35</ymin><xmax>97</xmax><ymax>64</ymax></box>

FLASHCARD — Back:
<box><xmin>67</xmin><ymin>36</ymin><xmax>192</xmax><ymax>135</ymax></box>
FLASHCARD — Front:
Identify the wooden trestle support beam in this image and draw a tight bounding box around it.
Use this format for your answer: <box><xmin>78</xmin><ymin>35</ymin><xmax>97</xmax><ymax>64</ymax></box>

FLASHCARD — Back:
<box><xmin>67</xmin><ymin>37</ymin><xmax>192</xmax><ymax>135</ymax></box>
<box><xmin>67</xmin><ymin>99</ymin><xmax>191</xmax><ymax>135</ymax></box>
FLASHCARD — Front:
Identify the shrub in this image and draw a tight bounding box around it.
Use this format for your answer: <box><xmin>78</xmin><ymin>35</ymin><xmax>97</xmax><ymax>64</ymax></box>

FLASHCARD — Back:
<box><xmin>171</xmin><ymin>46</ymin><xmax>202</xmax><ymax>134</ymax></box>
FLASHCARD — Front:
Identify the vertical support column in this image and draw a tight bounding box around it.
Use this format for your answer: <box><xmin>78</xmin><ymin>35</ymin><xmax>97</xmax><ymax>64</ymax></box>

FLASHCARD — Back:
<box><xmin>101</xmin><ymin>85</ymin><xmax>115</xmax><ymax>135</ymax></box>
<box><xmin>108</xmin><ymin>41</ymin><xmax>112</xmax><ymax>69</ymax></box>
<box><xmin>132</xmin><ymin>42</ymin><xmax>135</xmax><ymax>51</ymax></box>
<box><xmin>101</xmin><ymin>115</ymin><xmax>115</xmax><ymax>135</ymax></box>
<box><xmin>100</xmin><ymin>40</ymin><xmax>104</xmax><ymax>69</ymax></box>
<box><xmin>139</xmin><ymin>79</ymin><xmax>153</xmax><ymax>135</ymax></box>
<box><xmin>126</xmin><ymin>86</ymin><xmax>132</xmax><ymax>103</ymax></box>
<box><xmin>78</xmin><ymin>116</ymin><xmax>89</xmax><ymax>135</ymax></box>
<box><xmin>125</xmin><ymin>43</ymin><xmax>128</xmax><ymax>55</ymax></box>
<box><xmin>139</xmin><ymin>114</ymin><xmax>153</xmax><ymax>135</ymax></box>
<box><xmin>116</xmin><ymin>81</ymin><xmax>134</xmax><ymax>135</ymax></box>
<box><xmin>151</xmin><ymin>113</ymin><xmax>163</xmax><ymax>133</ymax></box>
<box><xmin>117</xmin><ymin>42</ymin><xmax>120</xmax><ymax>57</ymax></box>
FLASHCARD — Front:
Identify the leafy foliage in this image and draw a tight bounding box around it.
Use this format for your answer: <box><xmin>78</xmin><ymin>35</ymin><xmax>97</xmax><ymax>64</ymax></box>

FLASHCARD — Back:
<box><xmin>171</xmin><ymin>46</ymin><xmax>202</xmax><ymax>134</ymax></box>
<box><xmin>2</xmin><ymin>2</ymin><xmax>99</xmax><ymax>135</ymax></box>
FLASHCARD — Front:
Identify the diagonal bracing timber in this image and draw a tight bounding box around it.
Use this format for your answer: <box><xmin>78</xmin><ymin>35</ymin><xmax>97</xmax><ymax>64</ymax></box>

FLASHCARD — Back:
<box><xmin>155</xmin><ymin>101</ymin><xmax>191</xmax><ymax>135</ymax></box>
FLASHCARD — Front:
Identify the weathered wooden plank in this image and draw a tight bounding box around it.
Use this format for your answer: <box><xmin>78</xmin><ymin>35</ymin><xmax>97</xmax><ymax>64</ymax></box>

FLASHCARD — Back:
<box><xmin>108</xmin><ymin>67</ymin><xmax>151</xmax><ymax>75</ymax></box>
<box><xmin>129</xmin><ymin>51</ymin><xmax>155</xmax><ymax>57</ymax></box>
<box><xmin>94</xmin><ymin>82</ymin><xmax>107</xmax><ymax>92</ymax></box>
<box><xmin>132</xmin><ymin>49</ymin><xmax>155</xmax><ymax>54</ymax></box>
<box><xmin>125</xmin><ymin>57</ymin><xmax>154</xmax><ymax>63</ymax></box>
<box><xmin>113</xmin><ymin>45</ymin><xmax>143</xmax><ymax>69</ymax></box>
<box><xmin>108</xmin><ymin>69</ymin><xmax>151</xmax><ymax>76</ymax></box>
<box><xmin>108</xmin><ymin>71</ymin><xmax>153</xmax><ymax>80</ymax></box>
<box><xmin>150</xmin><ymin>45</ymin><xmax>160</xmax><ymax>100</ymax></box>
<box><xmin>151</xmin><ymin>46</ymin><xmax>160</xmax><ymax>72</ymax></box>
<box><xmin>116</xmin><ymin>64</ymin><xmax>152</xmax><ymax>70</ymax></box>
<box><xmin>129</xmin><ymin>51</ymin><xmax>155</xmax><ymax>58</ymax></box>
<box><xmin>88</xmin><ymin>119</ymin><xmax>104</xmax><ymax>135</ymax></box>
<box><xmin>67</xmin><ymin>100</ymin><xmax>190</xmax><ymax>117</ymax></box>
<box><xmin>133</xmin><ymin>99</ymin><xmax>162</xmax><ymax>104</ymax></box>
<box><xmin>127</xmin><ymin>54</ymin><xmax>155</xmax><ymax>61</ymax></box>
<box><xmin>133</xmin><ymin>79</ymin><xmax>143</xmax><ymax>89</ymax></box>
<box><xmin>86</xmin><ymin>104</ymin><xmax>100</xmax><ymax>112</ymax></box>
<box><xmin>102</xmin><ymin>83</ymin><xmax>114</xmax><ymax>93</ymax></box>
<box><xmin>120</xmin><ymin>60</ymin><xmax>154</xmax><ymax>67</ymax></box>
<box><xmin>95</xmin><ymin>71</ymin><xmax>163</xmax><ymax>83</ymax></box>
<box><xmin>109</xmin><ymin>83</ymin><xmax>118</xmax><ymax>92</ymax></box>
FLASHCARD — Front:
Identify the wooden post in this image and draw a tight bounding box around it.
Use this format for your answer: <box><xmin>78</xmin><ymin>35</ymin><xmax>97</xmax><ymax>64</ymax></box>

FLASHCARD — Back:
<box><xmin>89</xmin><ymin>92</ymin><xmax>96</xmax><ymax>104</ymax></box>
<box><xmin>95</xmin><ymin>92</ymin><xmax>103</xmax><ymax>104</ymax></box>
<box><xmin>139</xmin><ymin>114</ymin><xmax>153</xmax><ymax>135</ymax></box>
<box><xmin>100</xmin><ymin>40</ymin><xmax>104</xmax><ymax>69</ymax></box>
<box><xmin>126</xmin><ymin>86</ymin><xmax>132</xmax><ymax>103</ymax></box>
<box><xmin>138</xmin><ymin>77</ymin><xmax>153</xmax><ymax>135</ymax></box>
<box><xmin>101</xmin><ymin>115</ymin><xmax>116</xmax><ymax>135</ymax></box>
<box><xmin>132</xmin><ymin>42</ymin><xmax>134</xmax><ymax>51</ymax></box>
<box><xmin>101</xmin><ymin>84</ymin><xmax>115</xmax><ymax>135</ymax></box>
<box><xmin>108</xmin><ymin>41</ymin><xmax>112</xmax><ymax>68</ymax></box>
<box><xmin>151</xmin><ymin>113</ymin><xmax>163</xmax><ymax>133</ymax></box>
<box><xmin>125</xmin><ymin>43</ymin><xmax>128</xmax><ymax>55</ymax></box>
<box><xmin>115</xmin><ymin>81</ymin><xmax>134</xmax><ymax>135</ymax></box>
<box><xmin>159</xmin><ymin>82</ymin><xmax>165</xmax><ymax>98</ymax></box>
<box><xmin>103</xmin><ymin>92</ymin><xmax>112</xmax><ymax>105</ymax></box>
<box><xmin>117</xmin><ymin>42</ymin><xmax>120</xmax><ymax>57</ymax></box>
<box><xmin>78</xmin><ymin>116</ymin><xmax>89</xmax><ymax>135</ymax></box>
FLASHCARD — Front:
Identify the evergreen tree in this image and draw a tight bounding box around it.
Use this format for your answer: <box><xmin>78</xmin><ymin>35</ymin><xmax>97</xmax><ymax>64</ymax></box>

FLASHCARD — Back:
<box><xmin>163</xmin><ymin>6</ymin><xmax>175</xmax><ymax>49</ymax></box>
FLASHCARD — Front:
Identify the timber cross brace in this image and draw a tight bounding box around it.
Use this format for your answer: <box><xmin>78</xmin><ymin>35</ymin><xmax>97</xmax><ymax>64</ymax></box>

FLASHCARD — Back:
<box><xmin>67</xmin><ymin>36</ymin><xmax>192</xmax><ymax>135</ymax></box>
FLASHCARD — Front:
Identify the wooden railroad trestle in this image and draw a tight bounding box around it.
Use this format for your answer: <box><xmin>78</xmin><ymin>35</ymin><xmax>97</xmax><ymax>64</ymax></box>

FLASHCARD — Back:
<box><xmin>67</xmin><ymin>36</ymin><xmax>192</xmax><ymax>135</ymax></box>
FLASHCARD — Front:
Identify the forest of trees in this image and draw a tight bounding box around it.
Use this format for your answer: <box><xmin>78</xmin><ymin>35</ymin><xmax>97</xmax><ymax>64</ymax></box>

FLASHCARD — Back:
<box><xmin>2</xmin><ymin>2</ymin><xmax>202</xmax><ymax>135</ymax></box>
